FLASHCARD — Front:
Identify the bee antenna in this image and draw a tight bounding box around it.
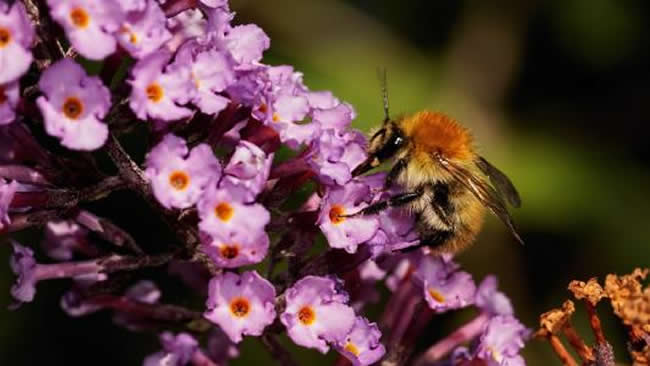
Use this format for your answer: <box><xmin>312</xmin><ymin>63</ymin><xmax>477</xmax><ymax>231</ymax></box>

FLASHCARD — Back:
<box><xmin>377</xmin><ymin>67</ymin><xmax>390</xmax><ymax>123</ymax></box>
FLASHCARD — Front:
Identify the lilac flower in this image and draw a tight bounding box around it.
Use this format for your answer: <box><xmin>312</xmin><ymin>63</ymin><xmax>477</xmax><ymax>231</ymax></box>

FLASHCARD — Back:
<box><xmin>143</xmin><ymin>332</ymin><xmax>198</xmax><ymax>366</ymax></box>
<box><xmin>317</xmin><ymin>181</ymin><xmax>379</xmax><ymax>253</ymax></box>
<box><xmin>113</xmin><ymin>280</ymin><xmax>162</xmax><ymax>331</ymax></box>
<box><xmin>0</xmin><ymin>81</ymin><xmax>19</xmax><ymax>125</ymax></box>
<box><xmin>128</xmin><ymin>50</ymin><xmax>194</xmax><ymax>121</ymax></box>
<box><xmin>307</xmin><ymin>129</ymin><xmax>367</xmax><ymax>186</ymax></box>
<box><xmin>269</xmin><ymin>93</ymin><xmax>314</xmax><ymax>148</ymax></box>
<box><xmin>363</xmin><ymin>173</ymin><xmax>419</xmax><ymax>254</ymax></box>
<box><xmin>200</xmin><ymin>231</ymin><xmax>269</xmax><ymax>268</ymax></box>
<box><xmin>170</xmin><ymin>40</ymin><xmax>234</xmax><ymax>115</ymax></box>
<box><xmin>36</xmin><ymin>58</ymin><xmax>111</xmax><ymax>150</ymax></box>
<box><xmin>0</xmin><ymin>178</ymin><xmax>17</xmax><ymax>230</ymax></box>
<box><xmin>116</xmin><ymin>0</ymin><xmax>171</xmax><ymax>59</ymax></box>
<box><xmin>197</xmin><ymin>183</ymin><xmax>270</xmax><ymax>244</ymax></box>
<box><xmin>416</xmin><ymin>256</ymin><xmax>476</xmax><ymax>313</ymax></box>
<box><xmin>166</xmin><ymin>8</ymin><xmax>207</xmax><ymax>52</ymax></box>
<box><xmin>144</xmin><ymin>134</ymin><xmax>221</xmax><ymax>209</ymax></box>
<box><xmin>0</xmin><ymin>2</ymin><xmax>34</xmax><ymax>84</ymax></box>
<box><xmin>475</xmin><ymin>315</ymin><xmax>529</xmax><ymax>366</ymax></box>
<box><xmin>224</xmin><ymin>24</ymin><xmax>270</xmax><ymax>68</ymax></box>
<box><xmin>204</xmin><ymin>271</ymin><xmax>276</xmax><ymax>343</ymax></box>
<box><xmin>41</xmin><ymin>220</ymin><xmax>87</xmax><ymax>261</ymax></box>
<box><xmin>335</xmin><ymin>317</ymin><xmax>386</xmax><ymax>366</ymax></box>
<box><xmin>221</xmin><ymin>140</ymin><xmax>273</xmax><ymax>202</ymax></box>
<box><xmin>306</xmin><ymin>90</ymin><xmax>340</xmax><ymax>110</ymax></box>
<box><xmin>47</xmin><ymin>0</ymin><xmax>124</xmax><ymax>60</ymax></box>
<box><xmin>10</xmin><ymin>242</ymin><xmax>106</xmax><ymax>303</ymax></box>
<box><xmin>281</xmin><ymin>276</ymin><xmax>356</xmax><ymax>353</ymax></box>
<box><xmin>312</xmin><ymin>102</ymin><xmax>355</xmax><ymax>131</ymax></box>
<box><xmin>475</xmin><ymin>275</ymin><xmax>514</xmax><ymax>316</ymax></box>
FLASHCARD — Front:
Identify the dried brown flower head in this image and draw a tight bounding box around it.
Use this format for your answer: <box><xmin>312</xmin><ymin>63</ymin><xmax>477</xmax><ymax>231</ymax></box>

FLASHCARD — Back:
<box><xmin>568</xmin><ymin>278</ymin><xmax>605</xmax><ymax>306</ymax></box>
<box><xmin>605</xmin><ymin>268</ymin><xmax>650</xmax><ymax>333</ymax></box>
<box><xmin>537</xmin><ymin>300</ymin><xmax>575</xmax><ymax>337</ymax></box>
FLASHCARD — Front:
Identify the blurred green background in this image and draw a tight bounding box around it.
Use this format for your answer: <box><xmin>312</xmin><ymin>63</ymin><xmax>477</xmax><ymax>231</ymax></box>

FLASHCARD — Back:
<box><xmin>2</xmin><ymin>0</ymin><xmax>650</xmax><ymax>365</ymax></box>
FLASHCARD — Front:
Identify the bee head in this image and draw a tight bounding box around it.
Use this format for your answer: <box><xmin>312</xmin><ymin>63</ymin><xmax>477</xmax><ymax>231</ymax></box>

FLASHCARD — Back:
<box><xmin>352</xmin><ymin>121</ymin><xmax>407</xmax><ymax>176</ymax></box>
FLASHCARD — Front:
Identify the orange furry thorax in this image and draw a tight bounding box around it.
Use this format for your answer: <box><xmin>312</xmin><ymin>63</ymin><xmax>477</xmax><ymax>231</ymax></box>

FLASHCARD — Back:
<box><xmin>400</xmin><ymin>111</ymin><xmax>474</xmax><ymax>161</ymax></box>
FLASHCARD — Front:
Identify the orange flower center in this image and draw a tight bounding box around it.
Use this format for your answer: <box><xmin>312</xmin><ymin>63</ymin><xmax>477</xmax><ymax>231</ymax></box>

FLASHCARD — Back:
<box><xmin>428</xmin><ymin>288</ymin><xmax>445</xmax><ymax>303</ymax></box>
<box><xmin>329</xmin><ymin>204</ymin><xmax>345</xmax><ymax>225</ymax></box>
<box><xmin>146</xmin><ymin>83</ymin><xmax>164</xmax><ymax>102</ymax></box>
<box><xmin>0</xmin><ymin>27</ymin><xmax>11</xmax><ymax>48</ymax></box>
<box><xmin>70</xmin><ymin>8</ymin><xmax>90</xmax><ymax>28</ymax></box>
<box><xmin>229</xmin><ymin>297</ymin><xmax>250</xmax><ymax>318</ymax></box>
<box><xmin>272</xmin><ymin>113</ymin><xmax>280</xmax><ymax>123</ymax></box>
<box><xmin>220</xmin><ymin>245</ymin><xmax>239</xmax><ymax>259</ymax></box>
<box><xmin>297</xmin><ymin>306</ymin><xmax>315</xmax><ymax>325</ymax></box>
<box><xmin>258</xmin><ymin>103</ymin><xmax>268</xmax><ymax>114</ymax></box>
<box><xmin>62</xmin><ymin>97</ymin><xmax>84</xmax><ymax>120</ymax></box>
<box><xmin>0</xmin><ymin>86</ymin><xmax>6</xmax><ymax>104</ymax></box>
<box><xmin>168</xmin><ymin>171</ymin><xmax>190</xmax><ymax>190</ymax></box>
<box><xmin>344</xmin><ymin>342</ymin><xmax>360</xmax><ymax>356</ymax></box>
<box><xmin>215</xmin><ymin>202</ymin><xmax>234</xmax><ymax>222</ymax></box>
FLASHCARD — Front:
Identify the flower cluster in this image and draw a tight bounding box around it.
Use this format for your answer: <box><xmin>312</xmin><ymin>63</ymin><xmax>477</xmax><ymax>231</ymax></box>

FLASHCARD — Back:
<box><xmin>0</xmin><ymin>1</ymin><xmax>531</xmax><ymax>365</ymax></box>
<box><xmin>536</xmin><ymin>268</ymin><xmax>650</xmax><ymax>365</ymax></box>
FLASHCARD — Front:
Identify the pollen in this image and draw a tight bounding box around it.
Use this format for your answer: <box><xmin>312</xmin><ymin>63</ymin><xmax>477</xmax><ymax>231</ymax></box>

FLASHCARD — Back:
<box><xmin>168</xmin><ymin>171</ymin><xmax>190</xmax><ymax>190</ymax></box>
<box><xmin>220</xmin><ymin>244</ymin><xmax>239</xmax><ymax>259</ymax></box>
<box><xmin>215</xmin><ymin>202</ymin><xmax>234</xmax><ymax>222</ymax></box>
<box><xmin>0</xmin><ymin>86</ymin><xmax>6</xmax><ymax>104</ymax></box>
<box><xmin>146</xmin><ymin>83</ymin><xmax>164</xmax><ymax>103</ymax></box>
<box><xmin>297</xmin><ymin>306</ymin><xmax>315</xmax><ymax>325</ymax></box>
<box><xmin>70</xmin><ymin>8</ymin><xmax>90</xmax><ymax>29</ymax></box>
<box><xmin>0</xmin><ymin>27</ymin><xmax>11</xmax><ymax>48</ymax></box>
<box><xmin>62</xmin><ymin>97</ymin><xmax>84</xmax><ymax>120</ymax></box>
<box><xmin>229</xmin><ymin>297</ymin><xmax>250</xmax><ymax>318</ymax></box>
<box><xmin>272</xmin><ymin>113</ymin><xmax>280</xmax><ymax>123</ymax></box>
<box><xmin>428</xmin><ymin>288</ymin><xmax>445</xmax><ymax>303</ymax></box>
<box><xmin>329</xmin><ymin>204</ymin><xmax>345</xmax><ymax>225</ymax></box>
<box><xmin>344</xmin><ymin>342</ymin><xmax>360</xmax><ymax>357</ymax></box>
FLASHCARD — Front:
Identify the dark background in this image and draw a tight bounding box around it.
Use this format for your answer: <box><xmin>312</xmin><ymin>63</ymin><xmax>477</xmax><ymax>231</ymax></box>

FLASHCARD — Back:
<box><xmin>1</xmin><ymin>0</ymin><xmax>650</xmax><ymax>365</ymax></box>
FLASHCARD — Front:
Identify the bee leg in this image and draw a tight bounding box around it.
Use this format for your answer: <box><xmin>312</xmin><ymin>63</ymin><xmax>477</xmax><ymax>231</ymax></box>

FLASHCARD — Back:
<box><xmin>343</xmin><ymin>189</ymin><xmax>422</xmax><ymax>217</ymax></box>
<box><xmin>400</xmin><ymin>230</ymin><xmax>453</xmax><ymax>253</ymax></box>
<box><xmin>383</xmin><ymin>158</ymin><xmax>407</xmax><ymax>190</ymax></box>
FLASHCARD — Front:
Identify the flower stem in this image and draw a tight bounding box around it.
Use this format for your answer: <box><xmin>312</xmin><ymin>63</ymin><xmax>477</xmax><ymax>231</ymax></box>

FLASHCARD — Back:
<box><xmin>88</xmin><ymin>294</ymin><xmax>202</xmax><ymax>323</ymax></box>
<box><xmin>412</xmin><ymin>312</ymin><xmax>490</xmax><ymax>366</ymax></box>
<box><xmin>260</xmin><ymin>333</ymin><xmax>300</xmax><ymax>366</ymax></box>
<box><xmin>547</xmin><ymin>334</ymin><xmax>579</xmax><ymax>366</ymax></box>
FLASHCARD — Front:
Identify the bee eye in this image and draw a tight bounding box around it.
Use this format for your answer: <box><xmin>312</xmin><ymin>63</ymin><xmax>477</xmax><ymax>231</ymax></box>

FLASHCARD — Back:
<box><xmin>393</xmin><ymin>136</ymin><xmax>404</xmax><ymax>147</ymax></box>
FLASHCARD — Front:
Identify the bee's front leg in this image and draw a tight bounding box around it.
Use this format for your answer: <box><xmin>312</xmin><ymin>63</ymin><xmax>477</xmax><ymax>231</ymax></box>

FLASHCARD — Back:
<box><xmin>383</xmin><ymin>158</ymin><xmax>407</xmax><ymax>190</ymax></box>
<box><xmin>342</xmin><ymin>188</ymin><xmax>422</xmax><ymax>218</ymax></box>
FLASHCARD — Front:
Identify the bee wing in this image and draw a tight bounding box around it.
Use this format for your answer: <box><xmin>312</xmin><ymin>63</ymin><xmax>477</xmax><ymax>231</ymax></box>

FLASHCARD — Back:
<box><xmin>436</xmin><ymin>154</ymin><xmax>524</xmax><ymax>245</ymax></box>
<box><xmin>475</xmin><ymin>156</ymin><xmax>521</xmax><ymax>208</ymax></box>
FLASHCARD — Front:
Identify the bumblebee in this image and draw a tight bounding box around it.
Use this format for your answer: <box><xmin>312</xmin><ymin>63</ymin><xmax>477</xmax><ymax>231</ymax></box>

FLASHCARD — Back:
<box><xmin>349</xmin><ymin>77</ymin><xmax>523</xmax><ymax>254</ymax></box>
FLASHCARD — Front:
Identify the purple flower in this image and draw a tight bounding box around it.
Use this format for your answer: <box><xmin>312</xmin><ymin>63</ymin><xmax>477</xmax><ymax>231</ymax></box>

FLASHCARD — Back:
<box><xmin>197</xmin><ymin>183</ymin><xmax>270</xmax><ymax>244</ymax></box>
<box><xmin>221</xmin><ymin>140</ymin><xmax>273</xmax><ymax>201</ymax></box>
<box><xmin>312</xmin><ymin>102</ymin><xmax>355</xmax><ymax>131</ymax></box>
<box><xmin>0</xmin><ymin>2</ymin><xmax>34</xmax><ymax>84</ymax></box>
<box><xmin>0</xmin><ymin>178</ymin><xmax>17</xmax><ymax>230</ymax></box>
<box><xmin>0</xmin><ymin>81</ymin><xmax>19</xmax><ymax>124</ymax></box>
<box><xmin>166</xmin><ymin>8</ymin><xmax>207</xmax><ymax>52</ymax></box>
<box><xmin>36</xmin><ymin>58</ymin><xmax>111</xmax><ymax>150</ymax></box>
<box><xmin>41</xmin><ymin>220</ymin><xmax>87</xmax><ymax>261</ymax></box>
<box><xmin>475</xmin><ymin>275</ymin><xmax>514</xmax><ymax>316</ymax></box>
<box><xmin>416</xmin><ymin>256</ymin><xmax>476</xmax><ymax>313</ymax></box>
<box><xmin>476</xmin><ymin>315</ymin><xmax>529</xmax><ymax>366</ymax></box>
<box><xmin>128</xmin><ymin>50</ymin><xmax>195</xmax><ymax>121</ymax></box>
<box><xmin>335</xmin><ymin>317</ymin><xmax>386</xmax><ymax>366</ymax></box>
<box><xmin>113</xmin><ymin>280</ymin><xmax>162</xmax><ymax>331</ymax></box>
<box><xmin>10</xmin><ymin>242</ymin><xmax>106</xmax><ymax>303</ymax></box>
<box><xmin>144</xmin><ymin>134</ymin><xmax>221</xmax><ymax>209</ymax></box>
<box><xmin>170</xmin><ymin>40</ymin><xmax>234</xmax><ymax>115</ymax></box>
<box><xmin>143</xmin><ymin>332</ymin><xmax>199</xmax><ymax>366</ymax></box>
<box><xmin>200</xmin><ymin>230</ymin><xmax>269</xmax><ymax>268</ymax></box>
<box><xmin>306</xmin><ymin>90</ymin><xmax>340</xmax><ymax>110</ymax></box>
<box><xmin>224</xmin><ymin>24</ymin><xmax>270</xmax><ymax>68</ymax></box>
<box><xmin>47</xmin><ymin>0</ymin><xmax>124</xmax><ymax>60</ymax></box>
<box><xmin>204</xmin><ymin>271</ymin><xmax>276</xmax><ymax>343</ymax></box>
<box><xmin>116</xmin><ymin>0</ymin><xmax>171</xmax><ymax>59</ymax></box>
<box><xmin>280</xmin><ymin>276</ymin><xmax>356</xmax><ymax>353</ymax></box>
<box><xmin>317</xmin><ymin>181</ymin><xmax>379</xmax><ymax>253</ymax></box>
<box><xmin>269</xmin><ymin>93</ymin><xmax>314</xmax><ymax>148</ymax></box>
<box><xmin>307</xmin><ymin>129</ymin><xmax>367</xmax><ymax>186</ymax></box>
